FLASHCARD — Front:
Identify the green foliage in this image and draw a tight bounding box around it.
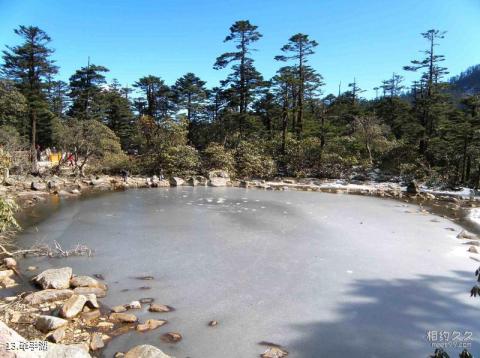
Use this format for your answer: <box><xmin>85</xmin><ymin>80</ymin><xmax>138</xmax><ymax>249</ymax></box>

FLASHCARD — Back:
<box><xmin>234</xmin><ymin>140</ymin><xmax>275</xmax><ymax>179</ymax></box>
<box><xmin>0</xmin><ymin>80</ymin><xmax>27</xmax><ymax>128</ymax></box>
<box><xmin>202</xmin><ymin>143</ymin><xmax>235</xmax><ymax>174</ymax></box>
<box><xmin>53</xmin><ymin>118</ymin><xmax>122</xmax><ymax>175</ymax></box>
<box><xmin>158</xmin><ymin>145</ymin><xmax>200</xmax><ymax>177</ymax></box>
<box><xmin>0</xmin><ymin>197</ymin><xmax>19</xmax><ymax>232</ymax></box>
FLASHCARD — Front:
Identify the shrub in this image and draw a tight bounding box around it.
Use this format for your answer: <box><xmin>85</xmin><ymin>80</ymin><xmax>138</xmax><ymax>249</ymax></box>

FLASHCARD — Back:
<box><xmin>202</xmin><ymin>143</ymin><xmax>235</xmax><ymax>175</ymax></box>
<box><xmin>158</xmin><ymin>144</ymin><xmax>200</xmax><ymax>177</ymax></box>
<box><xmin>234</xmin><ymin>141</ymin><xmax>276</xmax><ymax>179</ymax></box>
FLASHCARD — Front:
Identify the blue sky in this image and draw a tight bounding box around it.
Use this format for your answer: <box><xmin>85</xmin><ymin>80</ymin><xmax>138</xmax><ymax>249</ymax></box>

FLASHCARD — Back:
<box><xmin>1</xmin><ymin>0</ymin><xmax>479</xmax><ymax>98</ymax></box>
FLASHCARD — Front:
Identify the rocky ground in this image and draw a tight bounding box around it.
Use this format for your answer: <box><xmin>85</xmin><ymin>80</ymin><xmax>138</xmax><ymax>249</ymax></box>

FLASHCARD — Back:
<box><xmin>0</xmin><ymin>170</ymin><xmax>479</xmax><ymax>357</ymax></box>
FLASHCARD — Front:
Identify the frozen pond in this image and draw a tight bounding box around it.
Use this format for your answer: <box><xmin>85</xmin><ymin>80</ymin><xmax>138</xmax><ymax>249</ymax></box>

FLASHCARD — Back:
<box><xmin>12</xmin><ymin>187</ymin><xmax>480</xmax><ymax>357</ymax></box>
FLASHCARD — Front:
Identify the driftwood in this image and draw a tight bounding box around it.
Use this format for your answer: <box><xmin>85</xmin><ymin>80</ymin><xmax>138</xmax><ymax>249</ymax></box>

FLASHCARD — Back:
<box><xmin>0</xmin><ymin>238</ymin><xmax>93</xmax><ymax>258</ymax></box>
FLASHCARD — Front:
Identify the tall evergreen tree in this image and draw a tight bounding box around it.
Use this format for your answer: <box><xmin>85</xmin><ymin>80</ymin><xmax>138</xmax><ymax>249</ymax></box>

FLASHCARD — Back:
<box><xmin>214</xmin><ymin>20</ymin><xmax>263</xmax><ymax>135</ymax></box>
<box><xmin>68</xmin><ymin>62</ymin><xmax>109</xmax><ymax>120</ymax></box>
<box><xmin>172</xmin><ymin>73</ymin><xmax>208</xmax><ymax>122</ymax></box>
<box><xmin>275</xmin><ymin>33</ymin><xmax>318</xmax><ymax>135</ymax></box>
<box><xmin>1</xmin><ymin>25</ymin><xmax>58</xmax><ymax>171</ymax></box>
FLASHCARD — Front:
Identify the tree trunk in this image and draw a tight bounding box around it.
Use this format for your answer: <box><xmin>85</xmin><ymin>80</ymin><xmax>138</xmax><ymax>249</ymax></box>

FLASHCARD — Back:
<box><xmin>30</xmin><ymin>108</ymin><xmax>38</xmax><ymax>173</ymax></box>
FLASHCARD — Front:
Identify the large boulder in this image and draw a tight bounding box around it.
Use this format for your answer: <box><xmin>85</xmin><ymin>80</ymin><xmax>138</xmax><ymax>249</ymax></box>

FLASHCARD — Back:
<box><xmin>109</xmin><ymin>313</ymin><xmax>137</xmax><ymax>323</ymax></box>
<box><xmin>169</xmin><ymin>177</ymin><xmax>184</xmax><ymax>186</ymax></box>
<box><xmin>59</xmin><ymin>295</ymin><xmax>87</xmax><ymax>318</ymax></box>
<box><xmin>125</xmin><ymin>345</ymin><xmax>173</xmax><ymax>358</ymax></box>
<box><xmin>35</xmin><ymin>315</ymin><xmax>68</xmax><ymax>333</ymax></box>
<box><xmin>34</xmin><ymin>267</ymin><xmax>72</xmax><ymax>289</ymax></box>
<box><xmin>207</xmin><ymin>170</ymin><xmax>230</xmax><ymax>187</ymax></box>
<box><xmin>31</xmin><ymin>181</ymin><xmax>47</xmax><ymax>191</ymax></box>
<box><xmin>24</xmin><ymin>289</ymin><xmax>74</xmax><ymax>305</ymax></box>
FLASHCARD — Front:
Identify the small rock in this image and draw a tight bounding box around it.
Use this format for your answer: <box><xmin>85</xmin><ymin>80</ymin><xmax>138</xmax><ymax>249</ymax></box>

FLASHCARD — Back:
<box><xmin>81</xmin><ymin>309</ymin><xmax>101</xmax><ymax>322</ymax></box>
<box><xmin>149</xmin><ymin>303</ymin><xmax>172</xmax><ymax>313</ymax></box>
<box><xmin>33</xmin><ymin>267</ymin><xmax>72</xmax><ymax>289</ymax></box>
<box><xmin>111</xmin><ymin>305</ymin><xmax>127</xmax><ymax>313</ymax></box>
<box><xmin>109</xmin><ymin>313</ymin><xmax>137</xmax><ymax>323</ymax></box>
<box><xmin>27</xmin><ymin>266</ymin><xmax>37</xmax><ymax>271</ymax></box>
<box><xmin>93</xmin><ymin>273</ymin><xmax>105</xmax><ymax>280</ymax></box>
<box><xmin>3</xmin><ymin>257</ymin><xmax>16</xmax><ymax>268</ymax></box>
<box><xmin>31</xmin><ymin>181</ymin><xmax>47</xmax><ymax>191</ymax></box>
<box><xmin>139</xmin><ymin>298</ymin><xmax>154</xmax><ymax>304</ymax></box>
<box><xmin>457</xmin><ymin>230</ymin><xmax>479</xmax><ymax>240</ymax></box>
<box><xmin>208</xmin><ymin>320</ymin><xmax>218</xmax><ymax>327</ymax></box>
<box><xmin>136</xmin><ymin>319</ymin><xmax>167</xmax><ymax>332</ymax></box>
<box><xmin>0</xmin><ymin>269</ymin><xmax>14</xmax><ymax>279</ymax></box>
<box><xmin>90</xmin><ymin>332</ymin><xmax>104</xmax><ymax>350</ymax></box>
<box><xmin>71</xmin><ymin>275</ymin><xmax>105</xmax><ymax>289</ymax></box>
<box><xmin>97</xmin><ymin>321</ymin><xmax>114</xmax><ymax>330</ymax></box>
<box><xmin>125</xmin><ymin>345</ymin><xmax>172</xmax><ymax>358</ymax></box>
<box><xmin>261</xmin><ymin>346</ymin><xmax>289</xmax><ymax>358</ymax></box>
<box><xmin>469</xmin><ymin>246</ymin><xmax>479</xmax><ymax>253</ymax></box>
<box><xmin>114</xmin><ymin>353</ymin><xmax>125</xmax><ymax>358</ymax></box>
<box><xmin>85</xmin><ymin>293</ymin><xmax>99</xmax><ymax>308</ymax></box>
<box><xmin>35</xmin><ymin>315</ymin><xmax>68</xmax><ymax>332</ymax></box>
<box><xmin>127</xmin><ymin>301</ymin><xmax>141</xmax><ymax>309</ymax></box>
<box><xmin>47</xmin><ymin>327</ymin><xmax>66</xmax><ymax>343</ymax></box>
<box><xmin>60</xmin><ymin>294</ymin><xmax>87</xmax><ymax>318</ymax></box>
<box><xmin>161</xmin><ymin>332</ymin><xmax>182</xmax><ymax>343</ymax></box>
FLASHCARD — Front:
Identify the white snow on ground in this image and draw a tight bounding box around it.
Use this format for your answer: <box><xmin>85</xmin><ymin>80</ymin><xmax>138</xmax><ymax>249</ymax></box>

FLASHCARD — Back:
<box><xmin>422</xmin><ymin>186</ymin><xmax>477</xmax><ymax>198</ymax></box>
<box><xmin>469</xmin><ymin>208</ymin><xmax>480</xmax><ymax>227</ymax></box>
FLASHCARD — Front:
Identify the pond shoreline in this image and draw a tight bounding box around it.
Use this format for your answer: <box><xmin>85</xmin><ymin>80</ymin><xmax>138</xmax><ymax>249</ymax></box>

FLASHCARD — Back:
<box><xmin>1</xmin><ymin>174</ymin><xmax>480</xmax><ymax>357</ymax></box>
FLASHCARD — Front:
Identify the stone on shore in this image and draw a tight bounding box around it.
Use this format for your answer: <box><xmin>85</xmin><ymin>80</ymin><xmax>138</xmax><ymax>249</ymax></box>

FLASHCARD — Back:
<box><xmin>148</xmin><ymin>303</ymin><xmax>172</xmax><ymax>312</ymax></box>
<box><xmin>47</xmin><ymin>327</ymin><xmax>66</xmax><ymax>343</ymax></box>
<box><xmin>457</xmin><ymin>230</ymin><xmax>479</xmax><ymax>240</ymax></box>
<box><xmin>169</xmin><ymin>177</ymin><xmax>184</xmax><ymax>186</ymax></box>
<box><xmin>136</xmin><ymin>319</ymin><xmax>167</xmax><ymax>332</ymax></box>
<box><xmin>59</xmin><ymin>294</ymin><xmax>87</xmax><ymax>318</ymax></box>
<box><xmin>35</xmin><ymin>315</ymin><xmax>68</xmax><ymax>332</ymax></box>
<box><xmin>127</xmin><ymin>300</ymin><xmax>141</xmax><ymax>309</ymax></box>
<box><xmin>31</xmin><ymin>181</ymin><xmax>47</xmax><ymax>191</ymax></box>
<box><xmin>73</xmin><ymin>286</ymin><xmax>107</xmax><ymax>298</ymax></box>
<box><xmin>109</xmin><ymin>313</ymin><xmax>137</xmax><ymax>323</ymax></box>
<box><xmin>125</xmin><ymin>344</ymin><xmax>173</xmax><ymax>358</ymax></box>
<box><xmin>3</xmin><ymin>257</ymin><xmax>17</xmax><ymax>268</ymax></box>
<box><xmin>261</xmin><ymin>347</ymin><xmax>289</xmax><ymax>358</ymax></box>
<box><xmin>24</xmin><ymin>289</ymin><xmax>74</xmax><ymax>305</ymax></box>
<box><xmin>84</xmin><ymin>293</ymin><xmax>99</xmax><ymax>309</ymax></box>
<box><xmin>89</xmin><ymin>332</ymin><xmax>105</xmax><ymax>351</ymax></box>
<box><xmin>161</xmin><ymin>332</ymin><xmax>182</xmax><ymax>343</ymax></box>
<box><xmin>34</xmin><ymin>267</ymin><xmax>72</xmax><ymax>289</ymax></box>
<box><xmin>207</xmin><ymin>170</ymin><xmax>230</xmax><ymax>187</ymax></box>
<box><xmin>111</xmin><ymin>305</ymin><xmax>127</xmax><ymax>313</ymax></box>
<box><xmin>70</xmin><ymin>275</ymin><xmax>105</xmax><ymax>289</ymax></box>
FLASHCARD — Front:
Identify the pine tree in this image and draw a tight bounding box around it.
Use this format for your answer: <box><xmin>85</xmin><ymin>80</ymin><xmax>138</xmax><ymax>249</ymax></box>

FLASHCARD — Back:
<box><xmin>214</xmin><ymin>20</ymin><xmax>263</xmax><ymax>135</ymax></box>
<box><xmin>1</xmin><ymin>25</ymin><xmax>58</xmax><ymax>171</ymax></box>
<box><xmin>68</xmin><ymin>62</ymin><xmax>109</xmax><ymax>120</ymax></box>
<box><xmin>275</xmin><ymin>33</ymin><xmax>318</xmax><ymax>135</ymax></box>
<box><xmin>172</xmin><ymin>73</ymin><xmax>208</xmax><ymax>122</ymax></box>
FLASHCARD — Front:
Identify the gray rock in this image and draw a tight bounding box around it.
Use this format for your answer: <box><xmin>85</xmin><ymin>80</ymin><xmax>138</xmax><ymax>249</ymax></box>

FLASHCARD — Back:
<box><xmin>125</xmin><ymin>344</ymin><xmax>173</xmax><ymax>358</ymax></box>
<box><xmin>34</xmin><ymin>267</ymin><xmax>72</xmax><ymax>289</ymax></box>
<box><xmin>47</xmin><ymin>327</ymin><xmax>65</xmax><ymax>343</ymax></box>
<box><xmin>31</xmin><ymin>181</ymin><xmax>47</xmax><ymax>191</ymax></box>
<box><xmin>3</xmin><ymin>257</ymin><xmax>16</xmax><ymax>268</ymax></box>
<box><xmin>207</xmin><ymin>170</ymin><xmax>230</xmax><ymax>187</ymax></box>
<box><xmin>73</xmin><ymin>286</ymin><xmax>107</xmax><ymax>298</ymax></box>
<box><xmin>24</xmin><ymin>289</ymin><xmax>74</xmax><ymax>305</ymax></box>
<box><xmin>208</xmin><ymin>177</ymin><xmax>229</xmax><ymax>187</ymax></box>
<box><xmin>109</xmin><ymin>313</ymin><xmax>137</xmax><ymax>323</ymax></box>
<box><xmin>70</xmin><ymin>275</ymin><xmax>103</xmax><ymax>288</ymax></box>
<box><xmin>89</xmin><ymin>332</ymin><xmax>104</xmax><ymax>351</ymax></box>
<box><xmin>84</xmin><ymin>294</ymin><xmax>99</xmax><ymax>309</ymax></box>
<box><xmin>35</xmin><ymin>315</ymin><xmax>68</xmax><ymax>333</ymax></box>
<box><xmin>169</xmin><ymin>177</ymin><xmax>184</xmax><ymax>186</ymax></box>
<box><xmin>60</xmin><ymin>294</ymin><xmax>87</xmax><ymax>318</ymax></box>
<box><xmin>457</xmin><ymin>230</ymin><xmax>479</xmax><ymax>240</ymax></box>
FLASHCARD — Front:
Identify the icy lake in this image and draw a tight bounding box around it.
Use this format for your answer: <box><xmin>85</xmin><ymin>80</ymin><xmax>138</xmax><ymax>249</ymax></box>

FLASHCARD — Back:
<box><xmin>13</xmin><ymin>187</ymin><xmax>480</xmax><ymax>357</ymax></box>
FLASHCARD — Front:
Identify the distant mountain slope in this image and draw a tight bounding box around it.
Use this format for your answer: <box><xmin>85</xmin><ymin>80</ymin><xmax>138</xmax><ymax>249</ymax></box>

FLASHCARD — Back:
<box><xmin>449</xmin><ymin>64</ymin><xmax>480</xmax><ymax>95</ymax></box>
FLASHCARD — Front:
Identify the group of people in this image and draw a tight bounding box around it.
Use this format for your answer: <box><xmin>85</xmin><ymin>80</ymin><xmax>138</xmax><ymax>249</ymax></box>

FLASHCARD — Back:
<box><xmin>35</xmin><ymin>145</ymin><xmax>76</xmax><ymax>166</ymax></box>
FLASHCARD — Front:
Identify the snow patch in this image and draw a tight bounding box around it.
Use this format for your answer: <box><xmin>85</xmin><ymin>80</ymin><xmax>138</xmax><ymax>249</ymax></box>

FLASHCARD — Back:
<box><xmin>469</xmin><ymin>208</ymin><xmax>480</xmax><ymax>227</ymax></box>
